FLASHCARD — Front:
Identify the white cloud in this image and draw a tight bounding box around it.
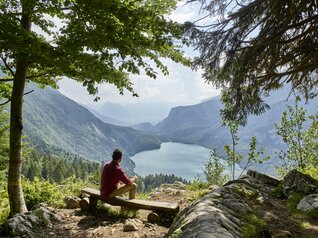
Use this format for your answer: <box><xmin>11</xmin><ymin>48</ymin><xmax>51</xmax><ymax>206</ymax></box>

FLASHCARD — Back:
<box><xmin>57</xmin><ymin>2</ymin><xmax>221</xmax><ymax>111</ymax></box>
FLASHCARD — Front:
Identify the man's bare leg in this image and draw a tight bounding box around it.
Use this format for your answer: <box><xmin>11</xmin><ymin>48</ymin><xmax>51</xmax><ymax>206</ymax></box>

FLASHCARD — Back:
<box><xmin>109</xmin><ymin>183</ymin><xmax>137</xmax><ymax>199</ymax></box>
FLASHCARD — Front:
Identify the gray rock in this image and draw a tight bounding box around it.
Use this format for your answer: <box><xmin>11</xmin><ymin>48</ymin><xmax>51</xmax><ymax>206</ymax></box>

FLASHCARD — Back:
<box><xmin>123</xmin><ymin>218</ymin><xmax>143</xmax><ymax>232</ymax></box>
<box><xmin>247</xmin><ymin>170</ymin><xmax>281</xmax><ymax>186</ymax></box>
<box><xmin>282</xmin><ymin>170</ymin><xmax>318</xmax><ymax>196</ymax></box>
<box><xmin>1</xmin><ymin>205</ymin><xmax>59</xmax><ymax>238</ymax></box>
<box><xmin>63</xmin><ymin>195</ymin><xmax>81</xmax><ymax>209</ymax></box>
<box><xmin>297</xmin><ymin>194</ymin><xmax>318</xmax><ymax>211</ymax></box>
<box><xmin>2</xmin><ymin>215</ymin><xmax>34</xmax><ymax>238</ymax></box>
<box><xmin>166</xmin><ymin>174</ymin><xmax>275</xmax><ymax>238</ymax></box>
<box><xmin>208</xmin><ymin>185</ymin><xmax>219</xmax><ymax>191</ymax></box>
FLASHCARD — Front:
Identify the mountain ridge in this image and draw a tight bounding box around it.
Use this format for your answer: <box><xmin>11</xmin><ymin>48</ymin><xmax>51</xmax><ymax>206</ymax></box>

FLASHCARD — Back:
<box><xmin>23</xmin><ymin>84</ymin><xmax>162</xmax><ymax>175</ymax></box>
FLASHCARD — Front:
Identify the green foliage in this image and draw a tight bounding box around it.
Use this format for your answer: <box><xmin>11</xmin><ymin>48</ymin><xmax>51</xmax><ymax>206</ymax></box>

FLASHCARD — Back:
<box><xmin>0</xmin><ymin>105</ymin><xmax>9</xmax><ymax>170</ymax></box>
<box><xmin>270</xmin><ymin>184</ymin><xmax>284</xmax><ymax>198</ymax></box>
<box><xmin>1</xmin><ymin>0</ymin><xmax>188</xmax><ymax>215</ymax></box>
<box><xmin>188</xmin><ymin>189</ymin><xmax>210</xmax><ymax>202</ymax></box>
<box><xmin>22</xmin><ymin>149</ymin><xmax>101</xmax><ymax>183</ymax></box>
<box><xmin>169</xmin><ymin>228</ymin><xmax>182</xmax><ymax>238</ymax></box>
<box><xmin>0</xmin><ymin>171</ymin><xmax>9</xmax><ymax>225</ymax></box>
<box><xmin>187</xmin><ymin>177</ymin><xmax>209</xmax><ymax>191</ymax></box>
<box><xmin>303</xmin><ymin>114</ymin><xmax>318</xmax><ymax>173</ymax></box>
<box><xmin>287</xmin><ymin>193</ymin><xmax>318</xmax><ymax>219</ymax></box>
<box><xmin>22</xmin><ymin>177</ymin><xmax>64</xmax><ymax>210</ymax></box>
<box><xmin>203</xmin><ymin>149</ymin><xmax>229</xmax><ymax>186</ymax></box>
<box><xmin>240</xmin><ymin>136</ymin><xmax>270</xmax><ymax>176</ymax></box>
<box><xmin>59</xmin><ymin>174</ymin><xmax>99</xmax><ymax>196</ymax></box>
<box><xmin>137</xmin><ymin>174</ymin><xmax>188</xmax><ymax>193</ymax></box>
<box><xmin>0</xmin><ymin>0</ymin><xmax>189</xmax><ymax>99</ymax></box>
<box><xmin>275</xmin><ymin>97</ymin><xmax>307</xmax><ymax>172</ymax></box>
<box><xmin>240</xmin><ymin>213</ymin><xmax>267</xmax><ymax>238</ymax></box>
<box><xmin>222</xmin><ymin>116</ymin><xmax>269</xmax><ymax>180</ymax></box>
<box><xmin>0</xmin><ymin>105</ymin><xmax>9</xmax><ymax>224</ymax></box>
<box><xmin>222</xmin><ymin>118</ymin><xmax>242</xmax><ymax>180</ymax></box>
<box><xmin>233</xmin><ymin>187</ymin><xmax>259</xmax><ymax>200</ymax></box>
<box><xmin>135</xmin><ymin>192</ymin><xmax>150</xmax><ymax>200</ymax></box>
<box><xmin>275</xmin><ymin>98</ymin><xmax>318</xmax><ymax>177</ymax></box>
<box><xmin>287</xmin><ymin>193</ymin><xmax>305</xmax><ymax>213</ymax></box>
<box><xmin>189</xmin><ymin>0</ymin><xmax>318</xmax><ymax>122</ymax></box>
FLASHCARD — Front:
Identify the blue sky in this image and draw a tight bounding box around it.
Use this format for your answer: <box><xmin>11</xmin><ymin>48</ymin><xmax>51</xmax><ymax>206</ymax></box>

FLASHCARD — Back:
<box><xmin>57</xmin><ymin>1</ymin><xmax>221</xmax><ymax>109</ymax></box>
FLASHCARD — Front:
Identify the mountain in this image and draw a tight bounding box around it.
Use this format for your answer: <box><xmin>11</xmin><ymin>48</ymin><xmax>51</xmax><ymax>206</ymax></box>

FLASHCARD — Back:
<box><xmin>154</xmin><ymin>90</ymin><xmax>318</xmax><ymax>174</ymax></box>
<box><xmin>81</xmin><ymin>104</ymin><xmax>130</xmax><ymax>126</ymax></box>
<box><xmin>22</xmin><ymin>84</ymin><xmax>161</xmax><ymax>175</ymax></box>
<box><xmin>96</xmin><ymin>101</ymin><xmax>132</xmax><ymax>123</ymax></box>
<box><xmin>89</xmin><ymin>101</ymin><xmax>174</xmax><ymax>125</ymax></box>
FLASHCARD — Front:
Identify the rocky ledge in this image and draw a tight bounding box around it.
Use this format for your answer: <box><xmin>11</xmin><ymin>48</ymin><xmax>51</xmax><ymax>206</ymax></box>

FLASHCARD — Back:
<box><xmin>166</xmin><ymin>170</ymin><xmax>318</xmax><ymax>238</ymax></box>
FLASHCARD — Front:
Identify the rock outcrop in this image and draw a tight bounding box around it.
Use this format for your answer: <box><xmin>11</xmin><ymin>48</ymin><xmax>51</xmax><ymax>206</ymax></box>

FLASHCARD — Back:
<box><xmin>166</xmin><ymin>171</ymin><xmax>276</xmax><ymax>238</ymax></box>
<box><xmin>281</xmin><ymin>169</ymin><xmax>318</xmax><ymax>196</ymax></box>
<box><xmin>1</xmin><ymin>203</ymin><xmax>60</xmax><ymax>237</ymax></box>
<box><xmin>165</xmin><ymin>169</ymin><xmax>318</xmax><ymax>238</ymax></box>
<box><xmin>297</xmin><ymin>194</ymin><xmax>318</xmax><ymax>212</ymax></box>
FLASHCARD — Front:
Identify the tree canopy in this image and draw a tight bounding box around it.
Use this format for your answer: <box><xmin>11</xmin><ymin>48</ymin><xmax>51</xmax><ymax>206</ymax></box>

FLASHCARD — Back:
<box><xmin>0</xmin><ymin>0</ymin><xmax>188</xmax><ymax>98</ymax></box>
<box><xmin>0</xmin><ymin>0</ymin><xmax>189</xmax><ymax>216</ymax></box>
<box><xmin>187</xmin><ymin>0</ymin><xmax>318</xmax><ymax>124</ymax></box>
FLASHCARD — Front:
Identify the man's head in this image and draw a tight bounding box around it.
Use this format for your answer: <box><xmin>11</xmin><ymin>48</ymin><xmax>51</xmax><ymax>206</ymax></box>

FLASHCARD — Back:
<box><xmin>112</xmin><ymin>149</ymin><xmax>122</xmax><ymax>163</ymax></box>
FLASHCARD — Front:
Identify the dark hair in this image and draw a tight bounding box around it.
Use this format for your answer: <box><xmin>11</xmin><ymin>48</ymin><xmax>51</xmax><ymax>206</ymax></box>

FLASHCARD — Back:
<box><xmin>112</xmin><ymin>149</ymin><xmax>122</xmax><ymax>161</ymax></box>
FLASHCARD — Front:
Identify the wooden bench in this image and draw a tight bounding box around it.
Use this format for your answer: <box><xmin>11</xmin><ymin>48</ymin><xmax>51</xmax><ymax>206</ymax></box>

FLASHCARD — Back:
<box><xmin>80</xmin><ymin>187</ymin><xmax>180</xmax><ymax>215</ymax></box>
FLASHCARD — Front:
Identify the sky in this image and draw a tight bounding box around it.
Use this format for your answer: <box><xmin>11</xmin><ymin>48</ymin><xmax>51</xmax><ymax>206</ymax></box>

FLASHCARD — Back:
<box><xmin>57</xmin><ymin>1</ymin><xmax>221</xmax><ymax>110</ymax></box>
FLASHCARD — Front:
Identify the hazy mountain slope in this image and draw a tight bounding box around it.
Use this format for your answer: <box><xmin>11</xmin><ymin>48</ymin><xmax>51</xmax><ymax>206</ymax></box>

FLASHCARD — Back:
<box><xmin>155</xmin><ymin>92</ymin><xmax>318</xmax><ymax>174</ymax></box>
<box><xmin>23</xmin><ymin>84</ymin><xmax>161</xmax><ymax>174</ymax></box>
<box><xmin>96</xmin><ymin>102</ymin><xmax>132</xmax><ymax>122</ymax></box>
<box><xmin>90</xmin><ymin>101</ymin><xmax>174</xmax><ymax>124</ymax></box>
<box><xmin>81</xmin><ymin>104</ymin><xmax>130</xmax><ymax>126</ymax></box>
<box><xmin>155</xmin><ymin>97</ymin><xmax>224</xmax><ymax>146</ymax></box>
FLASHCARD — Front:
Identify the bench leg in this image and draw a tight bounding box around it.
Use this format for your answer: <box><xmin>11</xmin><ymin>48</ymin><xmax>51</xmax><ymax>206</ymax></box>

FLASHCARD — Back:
<box><xmin>89</xmin><ymin>196</ymin><xmax>98</xmax><ymax>209</ymax></box>
<box><xmin>79</xmin><ymin>196</ymin><xmax>98</xmax><ymax>211</ymax></box>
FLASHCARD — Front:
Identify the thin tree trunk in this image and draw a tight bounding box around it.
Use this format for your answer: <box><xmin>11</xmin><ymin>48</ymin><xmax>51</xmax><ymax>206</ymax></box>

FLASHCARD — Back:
<box><xmin>7</xmin><ymin>0</ymin><xmax>33</xmax><ymax>216</ymax></box>
<box><xmin>8</xmin><ymin>61</ymin><xmax>28</xmax><ymax>215</ymax></box>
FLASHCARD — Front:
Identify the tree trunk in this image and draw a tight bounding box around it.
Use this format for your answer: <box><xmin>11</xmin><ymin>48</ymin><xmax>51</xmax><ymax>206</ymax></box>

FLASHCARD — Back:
<box><xmin>7</xmin><ymin>0</ymin><xmax>33</xmax><ymax>216</ymax></box>
<box><xmin>8</xmin><ymin>59</ymin><xmax>29</xmax><ymax>215</ymax></box>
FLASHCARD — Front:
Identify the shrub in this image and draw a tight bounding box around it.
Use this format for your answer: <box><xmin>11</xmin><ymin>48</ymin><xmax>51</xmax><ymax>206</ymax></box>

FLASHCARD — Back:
<box><xmin>187</xmin><ymin>177</ymin><xmax>209</xmax><ymax>191</ymax></box>
<box><xmin>0</xmin><ymin>171</ymin><xmax>9</xmax><ymax>225</ymax></box>
<box><xmin>22</xmin><ymin>177</ymin><xmax>64</xmax><ymax>209</ymax></box>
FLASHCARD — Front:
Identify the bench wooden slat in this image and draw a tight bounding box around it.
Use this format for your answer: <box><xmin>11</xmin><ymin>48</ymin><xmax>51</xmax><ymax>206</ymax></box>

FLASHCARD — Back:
<box><xmin>81</xmin><ymin>187</ymin><xmax>179</xmax><ymax>213</ymax></box>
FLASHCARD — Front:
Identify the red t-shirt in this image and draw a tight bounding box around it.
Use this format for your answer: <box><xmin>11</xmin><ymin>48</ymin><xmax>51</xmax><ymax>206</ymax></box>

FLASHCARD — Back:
<box><xmin>100</xmin><ymin>161</ymin><xmax>131</xmax><ymax>198</ymax></box>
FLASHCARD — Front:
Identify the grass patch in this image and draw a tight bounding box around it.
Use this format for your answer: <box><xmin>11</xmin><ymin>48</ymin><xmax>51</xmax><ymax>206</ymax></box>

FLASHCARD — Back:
<box><xmin>233</xmin><ymin>187</ymin><xmax>259</xmax><ymax>199</ymax></box>
<box><xmin>136</xmin><ymin>192</ymin><xmax>150</xmax><ymax>200</ymax></box>
<box><xmin>287</xmin><ymin>193</ymin><xmax>305</xmax><ymax>212</ymax></box>
<box><xmin>188</xmin><ymin>189</ymin><xmax>209</xmax><ymax>202</ymax></box>
<box><xmin>239</xmin><ymin>213</ymin><xmax>268</xmax><ymax>238</ymax></box>
<box><xmin>270</xmin><ymin>184</ymin><xmax>285</xmax><ymax>198</ymax></box>
<box><xmin>169</xmin><ymin>227</ymin><xmax>182</xmax><ymax>238</ymax></box>
<box><xmin>186</xmin><ymin>178</ymin><xmax>209</xmax><ymax>191</ymax></box>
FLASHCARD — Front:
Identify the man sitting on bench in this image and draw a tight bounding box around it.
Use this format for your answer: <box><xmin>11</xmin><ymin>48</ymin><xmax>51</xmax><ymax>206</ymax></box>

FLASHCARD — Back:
<box><xmin>100</xmin><ymin>148</ymin><xmax>138</xmax><ymax>199</ymax></box>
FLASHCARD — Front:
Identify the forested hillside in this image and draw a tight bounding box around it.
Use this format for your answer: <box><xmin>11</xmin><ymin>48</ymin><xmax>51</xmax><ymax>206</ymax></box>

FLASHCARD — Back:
<box><xmin>22</xmin><ymin>84</ymin><xmax>161</xmax><ymax>175</ymax></box>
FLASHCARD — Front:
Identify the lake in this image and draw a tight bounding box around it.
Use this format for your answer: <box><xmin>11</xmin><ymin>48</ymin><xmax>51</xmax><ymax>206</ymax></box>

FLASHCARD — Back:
<box><xmin>131</xmin><ymin>142</ymin><xmax>242</xmax><ymax>181</ymax></box>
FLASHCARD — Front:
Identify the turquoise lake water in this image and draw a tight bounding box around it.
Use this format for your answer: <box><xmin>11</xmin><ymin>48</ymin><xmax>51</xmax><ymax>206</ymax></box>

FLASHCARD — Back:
<box><xmin>131</xmin><ymin>142</ymin><xmax>242</xmax><ymax>181</ymax></box>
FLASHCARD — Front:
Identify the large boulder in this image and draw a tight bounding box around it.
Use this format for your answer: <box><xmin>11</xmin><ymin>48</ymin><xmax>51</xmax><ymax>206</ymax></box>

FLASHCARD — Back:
<box><xmin>247</xmin><ymin>170</ymin><xmax>281</xmax><ymax>186</ymax></box>
<box><xmin>281</xmin><ymin>170</ymin><xmax>318</xmax><ymax>196</ymax></box>
<box><xmin>166</xmin><ymin>172</ymin><xmax>275</xmax><ymax>238</ymax></box>
<box><xmin>297</xmin><ymin>194</ymin><xmax>318</xmax><ymax>212</ymax></box>
<box><xmin>1</xmin><ymin>203</ymin><xmax>60</xmax><ymax>237</ymax></box>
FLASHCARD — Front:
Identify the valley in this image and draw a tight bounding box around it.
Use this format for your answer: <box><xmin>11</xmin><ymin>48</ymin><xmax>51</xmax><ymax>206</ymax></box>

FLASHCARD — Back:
<box><xmin>21</xmin><ymin>84</ymin><xmax>318</xmax><ymax>178</ymax></box>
